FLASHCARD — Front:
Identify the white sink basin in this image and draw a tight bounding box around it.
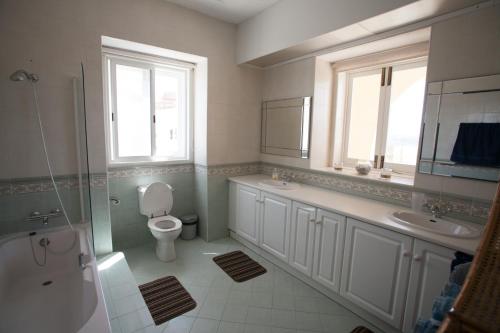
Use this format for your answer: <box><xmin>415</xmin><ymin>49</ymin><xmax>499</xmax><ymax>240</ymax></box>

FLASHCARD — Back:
<box><xmin>390</xmin><ymin>211</ymin><xmax>481</xmax><ymax>238</ymax></box>
<box><xmin>259</xmin><ymin>179</ymin><xmax>301</xmax><ymax>190</ymax></box>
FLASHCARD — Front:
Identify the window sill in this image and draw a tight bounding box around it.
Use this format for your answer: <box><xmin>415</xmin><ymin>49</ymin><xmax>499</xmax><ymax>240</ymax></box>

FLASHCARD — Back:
<box><xmin>312</xmin><ymin>166</ymin><xmax>414</xmax><ymax>188</ymax></box>
<box><xmin>108</xmin><ymin>159</ymin><xmax>192</xmax><ymax>169</ymax></box>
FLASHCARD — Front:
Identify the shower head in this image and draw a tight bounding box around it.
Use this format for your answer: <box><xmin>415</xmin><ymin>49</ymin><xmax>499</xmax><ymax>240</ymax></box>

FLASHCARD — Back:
<box><xmin>10</xmin><ymin>69</ymin><xmax>39</xmax><ymax>82</ymax></box>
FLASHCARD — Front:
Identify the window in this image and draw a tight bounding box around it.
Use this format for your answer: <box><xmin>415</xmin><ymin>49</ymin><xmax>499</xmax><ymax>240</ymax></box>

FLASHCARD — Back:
<box><xmin>104</xmin><ymin>51</ymin><xmax>192</xmax><ymax>164</ymax></box>
<box><xmin>340</xmin><ymin>59</ymin><xmax>427</xmax><ymax>173</ymax></box>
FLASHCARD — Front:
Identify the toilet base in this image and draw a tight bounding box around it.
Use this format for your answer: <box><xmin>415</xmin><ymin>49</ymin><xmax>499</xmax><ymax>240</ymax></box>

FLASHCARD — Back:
<box><xmin>155</xmin><ymin>240</ymin><xmax>176</xmax><ymax>262</ymax></box>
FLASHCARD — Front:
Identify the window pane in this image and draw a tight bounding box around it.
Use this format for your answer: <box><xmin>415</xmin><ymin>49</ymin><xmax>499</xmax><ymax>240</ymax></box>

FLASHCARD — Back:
<box><xmin>115</xmin><ymin>64</ymin><xmax>151</xmax><ymax>157</ymax></box>
<box><xmin>347</xmin><ymin>71</ymin><xmax>382</xmax><ymax>161</ymax></box>
<box><xmin>385</xmin><ymin>65</ymin><xmax>426</xmax><ymax>166</ymax></box>
<box><xmin>154</xmin><ymin>68</ymin><xmax>187</xmax><ymax>158</ymax></box>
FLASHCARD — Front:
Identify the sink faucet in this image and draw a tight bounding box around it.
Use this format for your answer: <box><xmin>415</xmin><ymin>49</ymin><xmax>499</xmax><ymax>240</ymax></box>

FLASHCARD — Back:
<box><xmin>423</xmin><ymin>200</ymin><xmax>451</xmax><ymax>218</ymax></box>
<box><xmin>280</xmin><ymin>175</ymin><xmax>295</xmax><ymax>183</ymax></box>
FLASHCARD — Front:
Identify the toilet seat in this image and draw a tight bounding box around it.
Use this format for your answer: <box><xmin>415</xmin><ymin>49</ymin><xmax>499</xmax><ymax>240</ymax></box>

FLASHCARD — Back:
<box><xmin>148</xmin><ymin>215</ymin><xmax>182</xmax><ymax>232</ymax></box>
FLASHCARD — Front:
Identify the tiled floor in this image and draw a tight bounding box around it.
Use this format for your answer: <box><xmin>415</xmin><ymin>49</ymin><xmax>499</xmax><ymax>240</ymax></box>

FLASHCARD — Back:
<box><xmin>99</xmin><ymin>237</ymin><xmax>382</xmax><ymax>333</ymax></box>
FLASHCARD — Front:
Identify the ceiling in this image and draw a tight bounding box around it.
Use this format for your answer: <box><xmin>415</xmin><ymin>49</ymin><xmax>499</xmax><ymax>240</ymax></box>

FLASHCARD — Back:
<box><xmin>164</xmin><ymin>0</ymin><xmax>280</xmax><ymax>24</ymax></box>
<box><xmin>247</xmin><ymin>0</ymin><xmax>486</xmax><ymax>67</ymax></box>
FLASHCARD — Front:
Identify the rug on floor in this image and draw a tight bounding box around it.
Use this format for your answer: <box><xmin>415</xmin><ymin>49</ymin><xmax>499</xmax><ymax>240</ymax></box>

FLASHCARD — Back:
<box><xmin>213</xmin><ymin>250</ymin><xmax>267</xmax><ymax>282</ymax></box>
<box><xmin>139</xmin><ymin>276</ymin><xmax>196</xmax><ymax>325</ymax></box>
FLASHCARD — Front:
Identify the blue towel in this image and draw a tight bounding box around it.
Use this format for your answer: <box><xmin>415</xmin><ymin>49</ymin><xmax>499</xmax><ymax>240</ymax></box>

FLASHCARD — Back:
<box><xmin>450</xmin><ymin>251</ymin><xmax>473</xmax><ymax>273</ymax></box>
<box><xmin>450</xmin><ymin>123</ymin><xmax>500</xmax><ymax>167</ymax></box>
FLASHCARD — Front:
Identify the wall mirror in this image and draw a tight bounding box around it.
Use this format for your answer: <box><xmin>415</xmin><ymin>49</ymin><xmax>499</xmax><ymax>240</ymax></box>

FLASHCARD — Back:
<box><xmin>261</xmin><ymin>96</ymin><xmax>312</xmax><ymax>158</ymax></box>
<box><xmin>418</xmin><ymin>74</ymin><xmax>500</xmax><ymax>181</ymax></box>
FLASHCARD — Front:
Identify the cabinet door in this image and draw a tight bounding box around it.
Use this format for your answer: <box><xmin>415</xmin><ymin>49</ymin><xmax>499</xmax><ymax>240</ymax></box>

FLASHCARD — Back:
<box><xmin>312</xmin><ymin>209</ymin><xmax>346</xmax><ymax>292</ymax></box>
<box><xmin>341</xmin><ymin>218</ymin><xmax>413</xmax><ymax>329</ymax></box>
<box><xmin>403</xmin><ymin>240</ymin><xmax>455</xmax><ymax>333</ymax></box>
<box><xmin>260</xmin><ymin>192</ymin><xmax>292</xmax><ymax>262</ymax></box>
<box><xmin>289</xmin><ymin>202</ymin><xmax>316</xmax><ymax>276</ymax></box>
<box><xmin>235</xmin><ymin>185</ymin><xmax>260</xmax><ymax>245</ymax></box>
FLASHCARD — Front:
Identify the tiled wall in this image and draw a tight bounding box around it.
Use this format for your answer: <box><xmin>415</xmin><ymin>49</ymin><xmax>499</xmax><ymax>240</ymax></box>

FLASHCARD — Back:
<box><xmin>260</xmin><ymin>163</ymin><xmax>491</xmax><ymax>223</ymax></box>
<box><xmin>201</xmin><ymin>162</ymin><xmax>261</xmax><ymax>241</ymax></box>
<box><xmin>107</xmin><ymin>164</ymin><xmax>195</xmax><ymax>250</ymax></box>
<box><xmin>99</xmin><ymin>159</ymin><xmax>493</xmax><ymax>252</ymax></box>
<box><xmin>0</xmin><ymin>175</ymin><xmax>87</xmax><ymax>236</ymax></box>
<box><xmin>199</xmin><ymin>162</ymin><xmax>491</xmax><ymax>225</ymax></box>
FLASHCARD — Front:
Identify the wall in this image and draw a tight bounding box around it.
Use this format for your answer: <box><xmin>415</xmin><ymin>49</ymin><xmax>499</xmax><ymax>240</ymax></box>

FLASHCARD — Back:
<box><xmin>260</xmin><ymin>58</ymin><xmax>316</xmax><ymax>169</ymax></box>
<box><xmin>236</xmin><ymin>0</ymin><xmax>417</xmax><ymax>63</ymax></box>
<box><xmin>258</xmin><ymin>7</ymin><xmax>498</xmax><ymax>219</ymax></box>
<box><xmin>108</xmin><ymin>165</ymin><xmax>194</xmax><ymax>250</ymax></box>
<box><xmin>413</xmin><ymin>6</ymin><xmax>500</xmax><ymax>201</ymax></box>
<box><xmin>0</xmin><ymin>0</ymin><xmax>264</xmax><ymax>252</ymax></box>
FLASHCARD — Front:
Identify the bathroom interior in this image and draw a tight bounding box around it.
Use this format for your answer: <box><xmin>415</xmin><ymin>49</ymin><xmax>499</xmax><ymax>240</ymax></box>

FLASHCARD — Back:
<box><xmin>1</xmin><ymin>0</ymin><xmax>500</xmax><ymax>332</ymax></box>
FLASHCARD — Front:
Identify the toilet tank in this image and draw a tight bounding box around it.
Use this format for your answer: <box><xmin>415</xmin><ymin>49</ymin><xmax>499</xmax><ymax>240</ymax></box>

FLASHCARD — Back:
<box><xmin>137</xmin><ymin>182</ymin><xmax>173</xmax><ymax>217</ymax></box>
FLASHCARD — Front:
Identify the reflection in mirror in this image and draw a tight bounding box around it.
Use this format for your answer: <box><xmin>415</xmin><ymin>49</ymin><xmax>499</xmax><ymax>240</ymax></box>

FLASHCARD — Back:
<box><xmin>261</xmin><ymin>97</ymin><xmax>311</xmax><ymax>158</ymax></box>
<box><xmin>418</xmin><ymin>75</ymin><xmax>500</xmax><ymax>181</ymax></box>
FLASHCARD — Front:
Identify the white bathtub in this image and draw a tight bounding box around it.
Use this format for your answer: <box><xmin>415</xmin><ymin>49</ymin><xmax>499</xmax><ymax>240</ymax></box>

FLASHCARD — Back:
<box><xmin>0</xmin><ymin>224</ymin><xmax>111</xmax><ymax>333</ymax></box>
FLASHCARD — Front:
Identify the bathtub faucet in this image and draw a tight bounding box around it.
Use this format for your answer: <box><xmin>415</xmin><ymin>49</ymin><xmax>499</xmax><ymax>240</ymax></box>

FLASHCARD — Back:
<box><xmin>78</xmin><ymin>253</ymin><xmax>90</xmax><ymax>270</ymax></box>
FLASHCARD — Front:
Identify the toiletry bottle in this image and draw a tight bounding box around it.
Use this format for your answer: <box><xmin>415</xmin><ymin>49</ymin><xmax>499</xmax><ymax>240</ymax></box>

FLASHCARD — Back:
<box><xmin>272</xmin><ymin>168</ymin><xmax>279</xmax><ymax>180</ymax></box>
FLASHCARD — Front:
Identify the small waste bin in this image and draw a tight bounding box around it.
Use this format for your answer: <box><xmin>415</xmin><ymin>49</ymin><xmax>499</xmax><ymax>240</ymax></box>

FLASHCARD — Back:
<box><xmin>180</xmin><ymin>214</ymin><xmax>198</xmax><ymax>240</ymax></box>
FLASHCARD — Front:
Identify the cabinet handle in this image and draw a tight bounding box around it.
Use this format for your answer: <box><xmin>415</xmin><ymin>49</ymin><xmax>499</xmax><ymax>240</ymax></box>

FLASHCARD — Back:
<box><xmin>309</xmin><ymin>217</ymin><xmax>315</xmax><ymax>222</ymax></box>
<box><xmin>414</xmin><ymin>255</ymin><xmax>422</xmax><ymax>262</ymax></box>
<box><xmin>315</xmin><ymin>220</ymin><xmax>323</xmax><ymax>225</ymax></box>
<box><xmin>403</xmin><ymin>251</ymin><xmax>412</xmax><ymax>257</ymax></box>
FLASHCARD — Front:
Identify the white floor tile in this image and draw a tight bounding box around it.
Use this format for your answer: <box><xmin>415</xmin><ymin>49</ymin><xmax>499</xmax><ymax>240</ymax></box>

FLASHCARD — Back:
<box><xmin>110</xmin><ymin>318</ymin><xmax>122</xmax><ymax>333</ymax></box>
<box><xmin>198</xmin><ymin>299</ymin><xmax>226</xmax><ymax>320</ymax></box>
<box><xmin>244</xmin><ymin>324</ymin><xmax>273</xmax><ymax>333</ymax></box>
<box><xmin>190</xmin><ymin>318</ymin><xmax>220</xmax><ymax>333</ymax></box>
<box><xmin>245</xmin><ymin>307</ymin><xmax>273</xmax><ymax>326</ymax></box>
<box><xmin>217</xmin><ymin>321</ymin><xmax>245</xmax><ymax>333</ymax></box>
<box><xmin>294</xmin><ymin>311</ymin><xmax>322</xmax><ymax>332</ymax></box>
<box><xmin>270</xmin><ymin>309</ymin><xmax>296</xmax><ymax>329</ymax></box>
<box><xmin>118</xmin><ymin>308</ymin><xmax>154</xmax><ymax>333</ymax></box>
<box><xmin>221</xmin><ymin>304</ymin><xmax>248</xmax><ymax>323</ymax></box>
<box><xmin>109</xmin><ymin>238</ymin><xmax>381</xmax><ymax>333</ymax></box>
<box><xmin>163</xmin><ymin>315</ymin><xmax>194</xmax><ymax>333</ymax></box>
<box><xmin>272</xmin><ymin>293</ymin><xmax>295</xmax><ymax>310</ymax></box>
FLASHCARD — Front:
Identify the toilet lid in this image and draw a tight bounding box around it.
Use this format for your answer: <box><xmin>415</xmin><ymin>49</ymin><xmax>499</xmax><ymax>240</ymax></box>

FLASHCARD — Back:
<box><xmin>140</xmin><ymin>182</ymin><xmax>173</xmax><ymax>217</ymax></box>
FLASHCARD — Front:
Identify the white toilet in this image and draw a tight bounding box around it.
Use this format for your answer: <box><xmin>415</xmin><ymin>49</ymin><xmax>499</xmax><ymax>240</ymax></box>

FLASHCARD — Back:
<box><xmin>137</xmin><ymin>182</ymin><xmax>182</xmax><ymax>262</ymax></box>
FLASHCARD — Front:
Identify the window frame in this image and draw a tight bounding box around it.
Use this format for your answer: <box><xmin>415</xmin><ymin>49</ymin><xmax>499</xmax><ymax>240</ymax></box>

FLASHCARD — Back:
<box><xmin>339</xmin><ymin>57</ymin><xmax>427</xmax><ymax>174</ymax></box>
<box><xmin>103</xmin><ymin>49</ymin><xmax>194</xmax><ymax>166</ymax></box>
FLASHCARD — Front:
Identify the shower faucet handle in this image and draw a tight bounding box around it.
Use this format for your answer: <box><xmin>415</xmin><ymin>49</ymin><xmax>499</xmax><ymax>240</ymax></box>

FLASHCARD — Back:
<box><xmin>25</xmin><ymin>209</ymin><xmax>64</xmax><ymax>224</ymax></box>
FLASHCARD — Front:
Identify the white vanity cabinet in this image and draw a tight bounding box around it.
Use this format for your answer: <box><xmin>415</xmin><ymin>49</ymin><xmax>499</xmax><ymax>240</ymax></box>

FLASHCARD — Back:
<box><xmin>235</xmin><ymin>184</ymin><xmax>261</xmax><ymax>245</ymax></box>
<box><xmin>341</xmin><ymin>218</ymin><xmax>413</xmax><ymax>329</ymax></box>
<box><xmin>289</xmin><ymin>202</ymin><xmax>317</xmax><ymax>275</ymax></box>
<box><xmin>312</xmin><ymin>209</ymin><xmax>346</xmax><ymax>292</ymax></box>
<box><xmin>229</xmin><ymin>179</ymin><xmax>465</xmax><ymax>332</ymax></box>
<box><xmin>402</xmin><ymin>240</ymin><xmax>455</xmax><ymax>333</ymax></box>
<box><xmin>260</xmin><ymin>192</ymin><xmax>292</xmax><ymax>262</ymax></box>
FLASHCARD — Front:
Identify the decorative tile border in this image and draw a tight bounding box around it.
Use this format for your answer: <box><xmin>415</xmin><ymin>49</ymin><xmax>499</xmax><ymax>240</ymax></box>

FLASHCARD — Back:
<box><xmin>187</xmin><ymin>161</ymin><xmax>492</xmax><ymax>223</ymax></box>
<box><xmin>90</xmin><ymin>173</ymin><xmax>108</xmax><ymax>188</ymax></box>
<box><xmin>108</xmin><ymin>164</ymin><xmax>194</xmax><ymax>179</ymax></box>
<box><xmin>206</xmin><ymin>162</ymin><xmax>261</xmax><ymax>177</ymax></box>
<box><xmin>260</xmin><ymin>163</ymin><xmax>413</xmax><ymax>206</ymax></box>
<box><xmin>0</xmin><ymin>173</ymin><xmax>107</xmax><ymax>196</ymax></box>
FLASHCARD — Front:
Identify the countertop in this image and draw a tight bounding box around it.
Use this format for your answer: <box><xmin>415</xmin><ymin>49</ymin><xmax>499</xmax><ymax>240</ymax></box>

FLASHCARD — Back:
<box><xmin>228</xmin><ymin>174</ymin><xmax>482</xmax><ymax>255</ymax></box>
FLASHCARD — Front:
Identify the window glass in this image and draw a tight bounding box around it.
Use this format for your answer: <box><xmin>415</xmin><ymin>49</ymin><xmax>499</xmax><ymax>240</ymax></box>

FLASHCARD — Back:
<box><xmin>106</xmin><ymin>54</ymin><xmax>191</xmax><ymax>164</ymax></box>
<box><xmin>347</xmin><ymin>71</ymin><xmax>382</xmax><ymax>161</ymax></box>
<box><xmin>115</xmin><ymin>64</ymin><xmax>151</xmax><ymax>157</ymax></box>
<box><xmin>154</xmin><ymin>68</ymin><xmax>186</xmax><ymax>158</ymax></box>
<box><xmin>384</xmin><ymin>65</ymin><xmax>426</xmax><ymax>166</ymax></box>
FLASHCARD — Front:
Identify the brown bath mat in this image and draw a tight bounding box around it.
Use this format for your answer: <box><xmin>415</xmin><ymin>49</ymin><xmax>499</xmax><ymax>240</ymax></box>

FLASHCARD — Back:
<box><xmin>139</xmin><ymin>276</ymin><xmax>196</xmax><ymax>325</ymax></box>
<box><xmin>213</xmin><ymin>250</ymin><xmax>267</xmax><ymax>282</ymax></box>
<box><xmin>350</xmin><ymin>326</ymin><xmax>375</xmax><ymax>333</ymax></box>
